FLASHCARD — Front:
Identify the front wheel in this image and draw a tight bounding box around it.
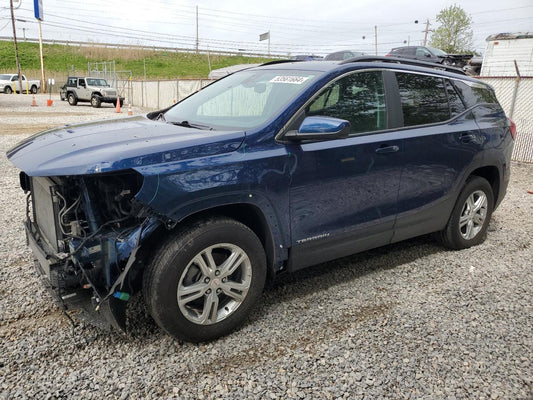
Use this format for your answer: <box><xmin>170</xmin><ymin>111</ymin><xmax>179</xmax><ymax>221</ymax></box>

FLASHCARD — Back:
<box><xmin>439</xmin><ymin>176</ymin><xmax>494</xmax><ymax>249</ymax></box>
<box><xmin>144</xmin><ymin>218</ymin><xmax>267</xmax><ymax>343</ymax></box>
<box><xmin>4</xmin><ymin>86</ymin><xmax>13</xmax><ymax>94</ymax></box>
<box><xmin>91</xmin><ymin>95</ymin><xmax>102</xmax><ymax>108</ymax></box>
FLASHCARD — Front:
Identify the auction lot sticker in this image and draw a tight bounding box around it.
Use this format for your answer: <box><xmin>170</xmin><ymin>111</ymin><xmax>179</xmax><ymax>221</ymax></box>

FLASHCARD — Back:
<box><xmin>270</xmin><ymin>76</ymin><xmax>310</xmax><ymax>84</ymax></box>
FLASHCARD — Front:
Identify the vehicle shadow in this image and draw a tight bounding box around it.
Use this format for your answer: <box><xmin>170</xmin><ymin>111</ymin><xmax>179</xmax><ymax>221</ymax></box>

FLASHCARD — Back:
<box><xmin>122</xmin><ymin>234</ymin><xmax>445</xmax><ymax>341</ymax></box>
<box><xmin>256</xmin><ymin>234</ymin><xmax>443</xmax><ymax>312</ymax></box>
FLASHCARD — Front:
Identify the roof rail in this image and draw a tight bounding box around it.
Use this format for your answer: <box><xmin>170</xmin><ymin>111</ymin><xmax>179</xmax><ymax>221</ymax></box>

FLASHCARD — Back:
<box><xmin>340</xmin><ymin>56</ymin><xmax>466</xmax><ymax>75</ymax></box>
<box><xmin>260</xmin><ymin>59</ymin><xmax>303</xmax><ymax>66</ymax></box>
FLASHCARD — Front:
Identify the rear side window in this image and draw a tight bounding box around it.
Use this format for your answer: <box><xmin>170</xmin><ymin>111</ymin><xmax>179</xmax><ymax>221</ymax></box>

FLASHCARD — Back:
<box><xmin>306</xmin><ymin>71</ymin><xmax>387</xmax><ymax>134</ymax></box>
<box><xmin>396</xmin><ymin>72</ymin><xmax>450</xmax><ymax>127</ymax></box>
<box><xmin>445</xmin><ymin>80</ymin><xmax>466</xmax><ymax>117</ymax></box>
<box><xmin>452</xmin><ymin>80</ymin><xmax>498</xmax><ymax>108</ymax></box>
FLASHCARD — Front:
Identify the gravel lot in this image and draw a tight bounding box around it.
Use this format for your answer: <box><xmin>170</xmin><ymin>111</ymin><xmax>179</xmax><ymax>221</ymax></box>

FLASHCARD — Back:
<box><xmin>1</xmin><ymin>94</ymin><xmax>532</xmax><ymax>399</ymax></box>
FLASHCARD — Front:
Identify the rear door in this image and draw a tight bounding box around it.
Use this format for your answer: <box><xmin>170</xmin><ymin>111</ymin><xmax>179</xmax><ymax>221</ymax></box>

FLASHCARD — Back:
<box><xmin>390</xmin><ymin>71</ymin><xmax>482</xmax><ymax>242</ymax></box>
<box><xmin>287</xmin><ymin>70</ymin><xmax>403</xmax><ymax>270</ymax></box>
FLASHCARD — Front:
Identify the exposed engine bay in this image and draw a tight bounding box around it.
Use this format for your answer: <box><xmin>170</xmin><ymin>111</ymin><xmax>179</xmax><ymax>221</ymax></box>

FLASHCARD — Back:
<box><xmin>21</xmin><ymin>170</ymin><xmax>161</xmax><ymax>330</ymax></box>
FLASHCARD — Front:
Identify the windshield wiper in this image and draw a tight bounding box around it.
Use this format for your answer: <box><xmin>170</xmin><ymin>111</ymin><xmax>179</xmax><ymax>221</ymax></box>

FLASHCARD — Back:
<box><xmin>169</xmin><ymin>120</ymin><xmax>213</xmax><ymax>130</ymax></box>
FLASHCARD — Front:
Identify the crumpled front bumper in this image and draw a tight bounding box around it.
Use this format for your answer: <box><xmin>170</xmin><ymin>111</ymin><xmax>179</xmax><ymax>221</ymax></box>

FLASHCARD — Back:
<box><xmin>25</xmin><ymin>220</ymin><xmax>129</xmax><ymax>332</ymax></box>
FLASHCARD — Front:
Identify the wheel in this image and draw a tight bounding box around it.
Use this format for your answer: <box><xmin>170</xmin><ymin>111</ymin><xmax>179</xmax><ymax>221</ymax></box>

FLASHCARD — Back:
<box><xmin>114</xmin><ymin>99</ymin><xmax>124</xmax><ymax>108</ymax></box>
<box><xmin>67</xmin><ymin>93</ymin><xmax>77</xmax><ymax>106</ymax></box>
<box><xmin>144</xmin><ymin>217</ymin><xmax>267</xmax><ymax>343</ymax></box>
<box><xmin>439</xmin><ymin>176</ymin><xmax>494</xmax><ymax>249</ymax></box>
<box><xmin>4</xmin><ymin>86</ymin><xmax>13</xmax><ymax>94</ymax></box>
<box><xmin>91</xmin><ymin>95</ymin><xmax>102</xmax><ymax>108</ymax></box>
<box><xmin>30</xmin><ymin>85</ymin><xmax>38</xmax><ymax>94</ymax></box>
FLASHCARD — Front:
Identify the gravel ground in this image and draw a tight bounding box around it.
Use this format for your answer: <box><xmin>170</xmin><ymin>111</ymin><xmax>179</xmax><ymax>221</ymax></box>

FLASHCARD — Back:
<box><xmin>0</xmin><ymin>97</ymin><xmax>532</xmax><ymax>399</ymax></box>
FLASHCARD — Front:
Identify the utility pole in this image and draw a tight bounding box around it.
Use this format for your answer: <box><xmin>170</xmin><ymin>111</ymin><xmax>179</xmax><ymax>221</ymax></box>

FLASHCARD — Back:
<box><xmin>38</xmin><ymin>19</ymin><xmax>45</xmax><ymax>93</ymax></box>
<box><xmin>374</xmin><ymin>26</ymin><xmax>378</xmax><ymax>55</ymax></box>
<box><xmin>10</xmin><ymin>0</ymin><xmax>23</xmax><ymax>93</ymax></box>
<box><xmin>423</xmin><ymin>19</ymin><xmax>431</xmax><ymax>46</ymax></box>
<box><xmin>196</xmin><ymin>5</ymin><xmax>199</xmax><ymax>54</ymax></box>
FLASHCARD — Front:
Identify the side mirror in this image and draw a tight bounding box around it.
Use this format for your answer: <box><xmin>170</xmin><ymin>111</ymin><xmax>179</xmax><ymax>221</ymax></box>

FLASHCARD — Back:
<box><xmin>284</xmin><ymin>116</ymin><xmax>351</xmax><ymax>141</ymax></box>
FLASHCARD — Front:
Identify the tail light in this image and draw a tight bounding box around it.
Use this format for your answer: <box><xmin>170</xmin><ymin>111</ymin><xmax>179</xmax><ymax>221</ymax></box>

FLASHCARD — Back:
<box><xmin>508</xmin><ymin>118</ymin><xmax>517</xmax><ymax>140</ymax></box>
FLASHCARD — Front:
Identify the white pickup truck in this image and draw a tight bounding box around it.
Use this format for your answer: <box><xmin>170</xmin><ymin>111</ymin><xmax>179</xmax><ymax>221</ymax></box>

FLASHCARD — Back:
<box><xmin>0</xmin><ymin>74</ymin><xmax>41</xmax><ymax>94</ymax></box>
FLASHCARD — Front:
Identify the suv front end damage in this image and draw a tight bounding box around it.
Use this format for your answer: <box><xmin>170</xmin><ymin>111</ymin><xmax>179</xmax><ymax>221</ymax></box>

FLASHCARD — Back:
<box><xmin>21</xmin><ymin>170</ymin><xmax>161</xmax><ymax>330</ymax></box>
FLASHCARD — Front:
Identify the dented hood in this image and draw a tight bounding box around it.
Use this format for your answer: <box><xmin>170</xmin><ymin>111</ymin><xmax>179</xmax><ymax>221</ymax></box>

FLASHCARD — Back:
<box><xmin>7</xmin><ymin>116</ymin><xmax>246</xmax><ymax>176</ymax></box>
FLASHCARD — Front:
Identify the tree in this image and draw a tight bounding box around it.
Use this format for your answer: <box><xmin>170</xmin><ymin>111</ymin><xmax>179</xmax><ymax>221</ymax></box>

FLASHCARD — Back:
<box><xmin>429</xmin><ymin>4</ymin><xmax>474</xmax><ymax>53</ymax></box>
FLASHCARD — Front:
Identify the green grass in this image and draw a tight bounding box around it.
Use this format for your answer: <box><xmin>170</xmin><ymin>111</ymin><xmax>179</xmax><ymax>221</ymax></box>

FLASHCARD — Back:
<box><xmin>0</xmin><ymin>40</ymin><xmax>277</xmax><ymax>79</ymax></box>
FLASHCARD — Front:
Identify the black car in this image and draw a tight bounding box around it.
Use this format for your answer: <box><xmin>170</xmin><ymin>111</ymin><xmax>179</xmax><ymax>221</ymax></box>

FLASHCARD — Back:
<box><xmin>387</xmin><ymin>46</ymin><xmax>472</xmax><ymax>68</ymax></box>
<box><xmin>324</xmin><ymin>50</ymin><xmax>366</xmax><ymax>61</ymax></box>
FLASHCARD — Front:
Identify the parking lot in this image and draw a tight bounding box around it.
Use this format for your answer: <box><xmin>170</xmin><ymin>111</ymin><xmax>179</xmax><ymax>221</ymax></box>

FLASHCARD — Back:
<box><xmin>0</xmin><ymin>95</ymin><xmax>532</xmax><ymax>399</ymax></box>
<box><xmin>0</xmin><ymin>93</ymin><xmax>146</xmax><ymax>135</ymax></box>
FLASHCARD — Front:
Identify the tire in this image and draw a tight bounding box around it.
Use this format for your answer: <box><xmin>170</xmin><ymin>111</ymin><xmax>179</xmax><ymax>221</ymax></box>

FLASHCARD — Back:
<box><xmin>439</xmin><ymin>176</ymin><xmax>494</xmax><ymax>249</ymax></box>
<box><xmin>91</xmin><ymin>95</ymin><xmax>102</xmax><ymax>108</ymax></box>
<box><xmin>114</xmin><ymin>99</ymin><xmax>124</xmax><ymax>108</ymax></box>
<box><xmin>4</xmin><ymin>86</ymin><xmax>13</xmax><ymax>94</ymax></box>
<box><xmin>144</xmin><ymin>217</ymin><xmax>267</xmax><ymax>343</ymax></box>
<box><xmin>30</xmin><ymin>85</ymin><xmax>38</xmax><ymax>94</ymax></box>
<box><xmin>67</xmin><ymin>93</ymin><xmax>77</xmax><ymax>106</ymax></box>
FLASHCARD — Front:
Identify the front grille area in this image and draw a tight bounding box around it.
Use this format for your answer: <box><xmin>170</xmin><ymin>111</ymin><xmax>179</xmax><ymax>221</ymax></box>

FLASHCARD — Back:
<box><xmin>31</xmin><ymin>176</ymin><xmax>62</xmax><ymax>253</ymax></box>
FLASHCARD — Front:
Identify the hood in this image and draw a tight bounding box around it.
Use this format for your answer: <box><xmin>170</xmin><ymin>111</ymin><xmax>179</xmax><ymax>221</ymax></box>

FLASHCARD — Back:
<box><xmin>7</xmin><ymin>116</ymin><xmax>245</xmax><ymax>176</ymax></box>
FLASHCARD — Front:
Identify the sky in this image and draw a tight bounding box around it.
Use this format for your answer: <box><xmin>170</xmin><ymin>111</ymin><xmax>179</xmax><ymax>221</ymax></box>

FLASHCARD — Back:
<box><xmin>0</xmin><ymin>0</ymin><xmax>532</xmax><ymax>57</ymax></box>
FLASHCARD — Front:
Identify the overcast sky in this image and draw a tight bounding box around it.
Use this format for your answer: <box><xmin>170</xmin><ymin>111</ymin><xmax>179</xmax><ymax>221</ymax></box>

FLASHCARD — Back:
<box><xmin>1</xmin><ymin>0</ymin><xmax>532</xmax><ymax>56</ymax></box>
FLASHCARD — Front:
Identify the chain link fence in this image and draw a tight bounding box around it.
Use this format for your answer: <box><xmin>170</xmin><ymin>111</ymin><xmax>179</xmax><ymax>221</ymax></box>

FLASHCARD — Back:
<box><xmin>480</xmin><ymin>77</ymin><xmax>533</xmax><ymax>163</ymax></box>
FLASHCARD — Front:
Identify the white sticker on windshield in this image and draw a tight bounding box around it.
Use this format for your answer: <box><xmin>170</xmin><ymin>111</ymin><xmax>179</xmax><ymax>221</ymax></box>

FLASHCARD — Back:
<box><xmin>270</xmin><ymin>76</ymin><xmax>310</xmax><ymax>84</ymax></box>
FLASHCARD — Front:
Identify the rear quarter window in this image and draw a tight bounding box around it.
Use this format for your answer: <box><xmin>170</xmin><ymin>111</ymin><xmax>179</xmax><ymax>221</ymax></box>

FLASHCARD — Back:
<box><xmin>452</xmin><ymin>80</ymin><xmax>499</xmax><ymax>108</ymax></box>
<box><xmin>396</xmin><ymin>72</ymin><xmax>450</xmax><ymax>127</ymax></box>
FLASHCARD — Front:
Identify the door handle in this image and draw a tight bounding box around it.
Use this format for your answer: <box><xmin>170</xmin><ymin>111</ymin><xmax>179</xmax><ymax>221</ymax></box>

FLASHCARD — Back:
<box><xmin>375</xmin><ymin>145</ymin><xmax>399</xmax><ymax>154</ymax></box>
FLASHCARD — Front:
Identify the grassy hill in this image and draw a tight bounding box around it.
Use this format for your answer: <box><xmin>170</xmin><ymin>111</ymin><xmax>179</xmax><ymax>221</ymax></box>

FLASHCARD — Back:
<box><xmin>0</xmin><ymin>40</ymin><xmax>276</xmax><ymax>79</ymax></box>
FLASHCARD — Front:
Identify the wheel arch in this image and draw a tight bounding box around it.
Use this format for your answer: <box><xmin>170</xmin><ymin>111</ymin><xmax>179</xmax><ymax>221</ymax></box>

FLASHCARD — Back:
<box><xmin>175</xmin><ymin>203</ymin><xmax>279</xmax><ymax>281</ymax></box>
<box><xmin>468</xmin><ymin>165</ymin><xmax>500</xmax><ymax>206</ymax></box>
<box><xmin>137</xmin><ymin>202</ymin><xmax>280</xmax><ymax>285</ymax></box>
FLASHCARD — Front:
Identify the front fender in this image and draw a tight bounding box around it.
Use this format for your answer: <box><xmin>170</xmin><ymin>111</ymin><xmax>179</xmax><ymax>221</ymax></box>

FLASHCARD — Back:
<box><xmin>133</xmin><ymin>147</ymin><xmax>293</xmax><ymax>257</ymax></box>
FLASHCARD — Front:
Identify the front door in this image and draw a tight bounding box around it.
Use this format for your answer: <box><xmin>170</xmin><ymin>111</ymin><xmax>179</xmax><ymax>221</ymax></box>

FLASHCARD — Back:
<box><xmin>287</xmin><ymin>70</ymin><xmax>402</xmax><ymax>270</ymax></box>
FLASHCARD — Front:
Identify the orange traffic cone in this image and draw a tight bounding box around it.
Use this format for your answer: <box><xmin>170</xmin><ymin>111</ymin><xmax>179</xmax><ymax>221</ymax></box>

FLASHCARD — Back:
<box><xmin>115</xmin><ymin>96</ymin><xmax>121</xmax><ymax>113</ymax></box>
<box><xmin>127</xmin><ymin>104</ymin><xmax>132</xmax><ymax>116</ymax></box>
<box><xmin>31</xmin><ymin>95</ymin><xmax>37</xmax><ymax>107</ymax></box>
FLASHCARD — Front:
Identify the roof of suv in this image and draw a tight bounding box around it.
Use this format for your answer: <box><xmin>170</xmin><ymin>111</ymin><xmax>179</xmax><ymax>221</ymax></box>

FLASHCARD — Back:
<box><xmin>258</xmin><ymin>56</ymin><xmax>466</xmax><ymax>76</ymax></box>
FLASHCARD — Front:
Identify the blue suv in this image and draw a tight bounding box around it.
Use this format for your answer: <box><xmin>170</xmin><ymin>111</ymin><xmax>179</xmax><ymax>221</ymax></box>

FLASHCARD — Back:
<box><xmin>7</xmin><ymin>57</ymin><xmax>515</xmax><ymax>342</ymax></box>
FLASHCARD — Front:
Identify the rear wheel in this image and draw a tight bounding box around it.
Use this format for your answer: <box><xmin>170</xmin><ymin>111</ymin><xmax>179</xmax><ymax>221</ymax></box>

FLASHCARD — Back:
<box><xmin>67</xmin><ymin>93</ymin><xmax>78</xmax><ymax>106</ymax></box>
<box><xmin>439</xmin><ymin>176</ymin><xmax>494</xmax><ymax>249</ymax></box>
<box><xmin>30</xmin><ymin>85</ymin><xmax>38</xmax><ymax>94</ymax></box>
<box><xmin>144</xmin><ymin>218</ymin><xmax>266</xmax><ymax>343</ymax></box>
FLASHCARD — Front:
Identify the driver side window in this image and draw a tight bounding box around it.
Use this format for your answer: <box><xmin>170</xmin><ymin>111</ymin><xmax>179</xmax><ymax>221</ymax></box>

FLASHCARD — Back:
<box><xmin>306</xmin><ymin>71</ymin><xmax>387</xmax><ymax>134</ymax></box>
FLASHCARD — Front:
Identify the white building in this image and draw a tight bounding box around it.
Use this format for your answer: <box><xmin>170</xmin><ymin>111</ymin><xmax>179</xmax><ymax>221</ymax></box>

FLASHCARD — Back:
<box><xmin>481</xmin><ymin>32</ymin><xmax>533</xmax><ymax>77</ymax></box>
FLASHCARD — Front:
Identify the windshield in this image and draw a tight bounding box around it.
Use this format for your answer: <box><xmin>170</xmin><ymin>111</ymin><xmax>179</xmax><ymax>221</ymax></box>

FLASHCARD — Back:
<box><xmin>86</xmin><ymin>78</ymin><xmax>109</xmax><ymax>87</ymax></box>
<box><xmin>0</xmin><ymin>74</ymin><xmax>12</xmax><ymax>80</ymax></box>
<box><xmin>428</xmin><ymin>47</ymin><xmax>447</xmax><ymax>56</ymax></box>
<box><xmin>164</xmin><ymin>69</ymin><xmax>318</xmax><ymax>130</ymax></box>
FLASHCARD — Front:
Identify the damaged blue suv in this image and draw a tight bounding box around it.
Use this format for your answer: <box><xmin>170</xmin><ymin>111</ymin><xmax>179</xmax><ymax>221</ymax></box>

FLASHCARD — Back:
<box><xmin>7</xmin><ymin>57</ymin><xmax>515</xmax><ymax>342</ymax></box>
